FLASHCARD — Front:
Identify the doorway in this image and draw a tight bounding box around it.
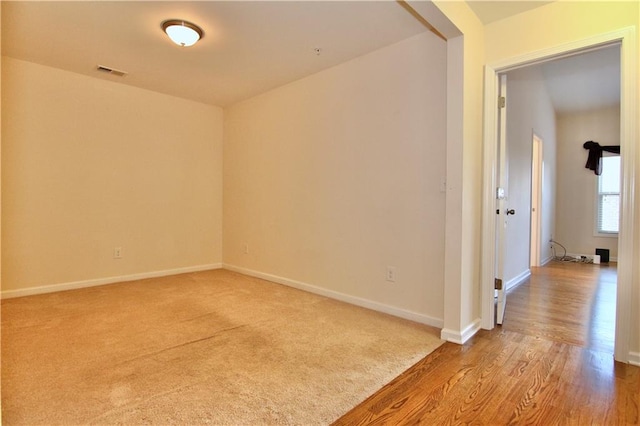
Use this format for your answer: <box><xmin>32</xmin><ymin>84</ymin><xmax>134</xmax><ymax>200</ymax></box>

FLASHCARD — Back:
<box><xmin>530</xmin><ymin>134</ymin><xmax>543</xmax><ymax>268</ymax></box>
<box><xmin>481</xmin><ymin>28</ymin><xmax>636</xmax><ymax>364</ymax></box>
<box><xmin>499</xmin><ymin>47</ymin><xmax>619</xmax><ymax>354</ymax></box>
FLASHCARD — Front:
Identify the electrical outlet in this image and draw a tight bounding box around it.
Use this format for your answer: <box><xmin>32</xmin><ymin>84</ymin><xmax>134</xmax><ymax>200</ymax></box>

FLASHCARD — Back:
<box><xmin>243</xmin><ymin>243</ymin><xmax>249</xmax><ymax>255</ymax></box>
<box><xmin>114</xmin><ymin>247</ymin><xmax>122</xmax><ymax>259</ymax></box>
<box><xmin>386</xmin><ymin>266</ymin><xmax>397</xmax><ymax>283</ymax></box>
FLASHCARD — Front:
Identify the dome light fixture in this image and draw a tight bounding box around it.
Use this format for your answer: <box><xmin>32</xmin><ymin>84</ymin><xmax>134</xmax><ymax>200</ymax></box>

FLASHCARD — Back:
<box><xmin>162</xmin><ymin>19</ymin><xmax>204</xmax><ymax>47</ymax></box>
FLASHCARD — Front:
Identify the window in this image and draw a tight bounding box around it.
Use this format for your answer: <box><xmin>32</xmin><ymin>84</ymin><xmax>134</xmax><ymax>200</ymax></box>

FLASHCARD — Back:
<box><xmin>596</xmin><ymin>155</ymin><xmax>620</xmax><ymax>234</ymax></box>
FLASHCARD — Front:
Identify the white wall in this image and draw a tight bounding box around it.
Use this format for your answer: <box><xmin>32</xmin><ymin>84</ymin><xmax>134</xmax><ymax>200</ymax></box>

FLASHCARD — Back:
<box><xmin>432</xmin><ymin>0</ymin><xmax>485</xmax><ymax>342</ymax></box>
<box><xmin>223</xmin><ymin>32</ymin><xmax>447</xmax><ymax>324</ymax></box>
<box><xmin>556</xmin><ymin>107</ymin><xmax>620</xmax><ymax>259</ymax></box>
<box><xmin>503</xmin><ymin>65</ymin><xmax>557</xmax><ymax>283</ymax></box>
<box><xmin>1</xmin><ymin>57</ymin><xmax>224</xmax><ymax>294</ymax></box>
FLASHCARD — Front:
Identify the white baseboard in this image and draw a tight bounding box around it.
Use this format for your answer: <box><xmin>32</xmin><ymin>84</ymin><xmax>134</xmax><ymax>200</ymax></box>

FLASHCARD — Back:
<box><xmin>505</xmin><ymin>269</ymin><xmax>531</xmax><ymax>291</ymax></box>
<box><xmin>1</xmin><ymin>263</ymin><xmax>223</xmax><ymax>299</ymax></box>
<box><xmin>629</xmin><ymin>351</ymin><xmax>640</xmax><ymax>367</ymax></box>
<box><xmin>440</xmin><ymin>319</ymin><xmax>481</xmax><ymax>344</ymax></box>
<box><xmin>223</xmin><ymin>263</ymin><xmax>444</xmax><ymax>329</ymax></box>
<box><xmin>540</xmin><ymin>255</ymin><xmax>553</xmax><ymax>266</ymax></box>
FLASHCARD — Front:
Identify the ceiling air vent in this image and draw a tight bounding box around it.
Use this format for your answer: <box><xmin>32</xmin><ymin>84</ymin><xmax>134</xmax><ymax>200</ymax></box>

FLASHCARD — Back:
<box><xmin>96</xmin><ymin>65</ymin><xmax>128</xmax><ymax>77</ymax></box>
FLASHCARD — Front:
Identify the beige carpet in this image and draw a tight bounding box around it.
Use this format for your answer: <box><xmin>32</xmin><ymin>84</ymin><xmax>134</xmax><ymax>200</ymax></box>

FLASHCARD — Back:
<box><xmin>1</xmin><ymin>269</ymin><xmax>443</xmax><ymax>425</ymax></box>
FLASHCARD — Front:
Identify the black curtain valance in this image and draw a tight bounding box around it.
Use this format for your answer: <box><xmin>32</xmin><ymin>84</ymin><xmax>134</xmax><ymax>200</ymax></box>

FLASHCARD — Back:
<box><xmin>583</xmin><ymin>141</ymin><xmax>620</xmax><ymax>175</ymax></box>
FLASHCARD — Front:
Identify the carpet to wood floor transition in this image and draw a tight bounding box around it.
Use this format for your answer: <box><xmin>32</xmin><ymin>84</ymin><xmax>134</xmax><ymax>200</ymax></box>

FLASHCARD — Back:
<box><xmin>1</xmin><ymin>269</ymin><xmax>443</xmax><ymax>425</ymax></box>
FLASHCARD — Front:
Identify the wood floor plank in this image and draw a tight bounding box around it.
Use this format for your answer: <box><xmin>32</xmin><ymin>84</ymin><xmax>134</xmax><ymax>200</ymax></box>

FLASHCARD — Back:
<box><xmin>334</xmin><ymin>261</ymin><xmax>640</xmax><ymax>425</ymax></box>
<box><xmin>506</xmin><ymin>341</ymin><xmax>570</xmax><ymax>425</ymax></box>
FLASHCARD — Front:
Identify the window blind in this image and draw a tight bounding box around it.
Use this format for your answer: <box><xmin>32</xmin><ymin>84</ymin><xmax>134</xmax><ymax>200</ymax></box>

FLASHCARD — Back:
<box><xmin>597</xmin><ymin>156</ymin><xmax>620</xmax><ymax>234</ymax></box>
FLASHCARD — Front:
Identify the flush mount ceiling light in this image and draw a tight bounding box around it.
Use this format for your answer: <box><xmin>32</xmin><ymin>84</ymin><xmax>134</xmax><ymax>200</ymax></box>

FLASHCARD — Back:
<box><xmin>162</xmin><ymin>19</ymin><xmax>204</xmax><ymax>47</ymax></box>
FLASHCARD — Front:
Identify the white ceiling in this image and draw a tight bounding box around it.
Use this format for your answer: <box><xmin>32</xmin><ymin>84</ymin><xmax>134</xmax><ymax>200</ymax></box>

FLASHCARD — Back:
<box><xmin>540</xmin><ymin>46</ymin><xmax>621</xmax><ymax>114</ymax></box>
<box><xmin>466</xmin><ymin>1</ymin><xmax>553</xmax><ymax>25</ymax></box>
<box><xmin>2</xmin><ymin>1</ymin><xmax>620</xmax><ymax>113</ymax></box>
<box><xmin>2</xmin><ymin>1</ymin><xmax>431</xmax><ymax>107</ymax></box>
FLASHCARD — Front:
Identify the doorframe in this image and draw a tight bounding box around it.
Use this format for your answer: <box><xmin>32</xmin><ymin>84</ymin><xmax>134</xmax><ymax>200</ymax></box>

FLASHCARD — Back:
<box><xmin>480</xmin><ymin>27</ymin><xmax>637</xmax><ymax>363</ymax></box>
<box><xmin>530</xmin><ymin>133</ymin><xmax>543</xmax><ymax>268</ymax></box>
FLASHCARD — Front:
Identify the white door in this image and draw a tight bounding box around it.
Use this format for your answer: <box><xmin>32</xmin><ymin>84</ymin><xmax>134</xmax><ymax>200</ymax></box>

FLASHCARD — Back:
<box><xmin>530</xmin><ymin>134</ymin><xmax>543</xmax><ymax>267</ymax></box>
<box><xmin>495</xmin><ymin>74</ymin><xmax>510</xmax><ymax>325</ymax></box>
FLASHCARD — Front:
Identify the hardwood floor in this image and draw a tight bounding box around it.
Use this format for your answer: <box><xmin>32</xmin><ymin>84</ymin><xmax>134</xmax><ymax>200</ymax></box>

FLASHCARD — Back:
<box><xmin>502</xmin><ymin>261</ymin><xmax>617</xmax><ymax>353</ymax></box>
<box><xmin>334</xmin><ymin>261</ymin><xmax>639</xmax><ymax>425</ymax></box>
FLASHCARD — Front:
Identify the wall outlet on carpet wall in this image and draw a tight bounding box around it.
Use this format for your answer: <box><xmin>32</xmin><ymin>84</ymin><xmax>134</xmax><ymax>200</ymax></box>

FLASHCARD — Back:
<box><xmin>243</xmin><ymin>243</ymin><xmax>249</xmax><ymax>254</ymax></box>
<box><xmin>386</xmin><ymin>266</ymin><xmax>396</xmax><ymax>283</ymax></box>
<box><xmin>113</xmin><ymin>247</ymin><xmax>122</xmax><ymax>259</ymax></box>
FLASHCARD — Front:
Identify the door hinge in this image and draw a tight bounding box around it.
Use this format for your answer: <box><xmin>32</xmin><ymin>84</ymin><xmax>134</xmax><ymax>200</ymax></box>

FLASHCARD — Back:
<box><xmin>499</xmin><ymin>96</ymin><xmax>506</xmax><ymax>108</ymax></box>
<box><xmin>494</xmin><ymin>278</ymin><xmax>503</xmax><ymax>290</ymax></box>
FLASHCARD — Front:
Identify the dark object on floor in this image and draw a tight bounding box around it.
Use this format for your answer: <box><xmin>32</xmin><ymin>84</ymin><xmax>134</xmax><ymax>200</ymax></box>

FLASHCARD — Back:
<box><xmin>596</xmin><ymin>248</ymin><xmax>610</xmax><ymax>263</ymax></box>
